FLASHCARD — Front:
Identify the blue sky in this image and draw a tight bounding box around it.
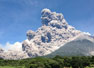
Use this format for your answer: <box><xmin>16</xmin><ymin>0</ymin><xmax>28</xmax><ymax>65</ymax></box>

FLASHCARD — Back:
<box><xmin>0</xmin><ymin>0</ymin><xmax>94</xmax><ymax>45</ymax></box>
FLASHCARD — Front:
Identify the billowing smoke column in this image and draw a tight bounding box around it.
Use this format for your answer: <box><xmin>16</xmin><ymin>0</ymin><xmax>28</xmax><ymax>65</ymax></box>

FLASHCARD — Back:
<box><xmin>0</xmin><ymin>48</ymin><xmax>4</xmax><ymax>53</ymax></box>
<box><xmin>41</xmin><ymin>8</ymin><xmax>68</xmax><ymax>29</ymax></box>
<box><xmin>26</xmin><ymin>30</ymin><xmax>35</xmax><ymax>40</ymax></box>
<box><xmin>41</xmin><ymin>32</ymin><xmax>52</xmax><ymax>43</ymax></box>
<box><xmin>22</xmin><ymin>8</ymin><xmax>83</xmax><ymax>58</ymax></box>
<box><xmin>0</xmin><ymin>8</ymin><xmax>93</xmax><ymax>60</ymax></box>
<box><xmin>41</xmin><ymin>9</ymin><xmax>63</xmax><ymax>25</ymax></box>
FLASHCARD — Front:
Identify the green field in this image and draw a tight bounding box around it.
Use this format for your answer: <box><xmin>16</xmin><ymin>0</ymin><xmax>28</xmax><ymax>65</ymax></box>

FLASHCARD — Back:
<box><xmin>0</xmin><ymin>66</ymin><xmax>25</xmax><ymax>68</ymax></box>
<box><xmin>0</xmin><ymin>66</ymin><xmax>15</xmax><ymax>68</ymax></box>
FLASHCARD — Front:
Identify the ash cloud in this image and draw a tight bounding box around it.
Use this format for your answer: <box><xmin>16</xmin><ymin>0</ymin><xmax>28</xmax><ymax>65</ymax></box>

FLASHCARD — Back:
<box><xmin>0</xmin><ymin>8</ymin><xmax>93</xmax><ymax>60</ymax></box>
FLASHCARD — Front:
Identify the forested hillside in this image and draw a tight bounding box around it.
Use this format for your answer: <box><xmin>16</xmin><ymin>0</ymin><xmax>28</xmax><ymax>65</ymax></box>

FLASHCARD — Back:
<box><xmin>0</xmin><ymin>56</ymin><xmax>94</xmax><ymax>68</ymax></box>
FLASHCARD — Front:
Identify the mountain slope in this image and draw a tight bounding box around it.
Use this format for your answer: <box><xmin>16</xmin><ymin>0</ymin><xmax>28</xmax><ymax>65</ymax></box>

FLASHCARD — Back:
<box><xmin>45</xmin><ymin>34</ymin><xmax>94</xmax><ymax>57</ymax></box>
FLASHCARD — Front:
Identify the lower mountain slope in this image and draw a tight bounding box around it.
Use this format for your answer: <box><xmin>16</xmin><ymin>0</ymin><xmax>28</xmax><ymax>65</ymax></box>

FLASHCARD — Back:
<box><xmin>45</xmin><ymin>35</ymin><xmax>94</xmax><ymax>57</ymax></box>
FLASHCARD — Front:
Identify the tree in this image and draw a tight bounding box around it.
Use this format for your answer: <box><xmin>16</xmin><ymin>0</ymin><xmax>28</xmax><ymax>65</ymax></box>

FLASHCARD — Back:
<box><xmin>71</xmin><ymin>57</ymin><xmax>80</xmax><ymax>68</ymax></box>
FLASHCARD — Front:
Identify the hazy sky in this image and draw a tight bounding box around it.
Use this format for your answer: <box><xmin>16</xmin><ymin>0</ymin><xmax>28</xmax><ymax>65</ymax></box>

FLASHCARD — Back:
<box><xmin>0</xmin><ymin>0</ymin><xmax>94</xmax><ymax>45</ymax></box>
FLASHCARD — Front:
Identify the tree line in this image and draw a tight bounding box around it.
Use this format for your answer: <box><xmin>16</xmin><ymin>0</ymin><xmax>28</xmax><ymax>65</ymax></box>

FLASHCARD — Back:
<box><xmin>0</xmin><ymin>55</ymin><xmax>94</xmax><ymax>68</ymax></box>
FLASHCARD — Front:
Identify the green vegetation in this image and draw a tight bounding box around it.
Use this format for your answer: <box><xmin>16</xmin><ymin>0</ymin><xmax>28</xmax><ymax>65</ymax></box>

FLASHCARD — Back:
<box><xmin>0</xmin><ymin>66</ymin><xmax>14</xmax><ymax>68</ymax></box>
<box><xmin>0</xmin><ymin>56</ymin><xmax>94</xmax><ymax>68</ymax></box>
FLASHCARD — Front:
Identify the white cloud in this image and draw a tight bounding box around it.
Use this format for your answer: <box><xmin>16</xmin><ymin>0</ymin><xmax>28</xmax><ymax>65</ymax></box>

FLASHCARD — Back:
<box><xmin>83</xmin><ymin>32</ymin><xmax>91</xmax><ymax>35</ymax></box>
<box><xmin>0</xmin><ymin>42</ymin><xmax>22</xmax><ymax>51</ymax></box>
